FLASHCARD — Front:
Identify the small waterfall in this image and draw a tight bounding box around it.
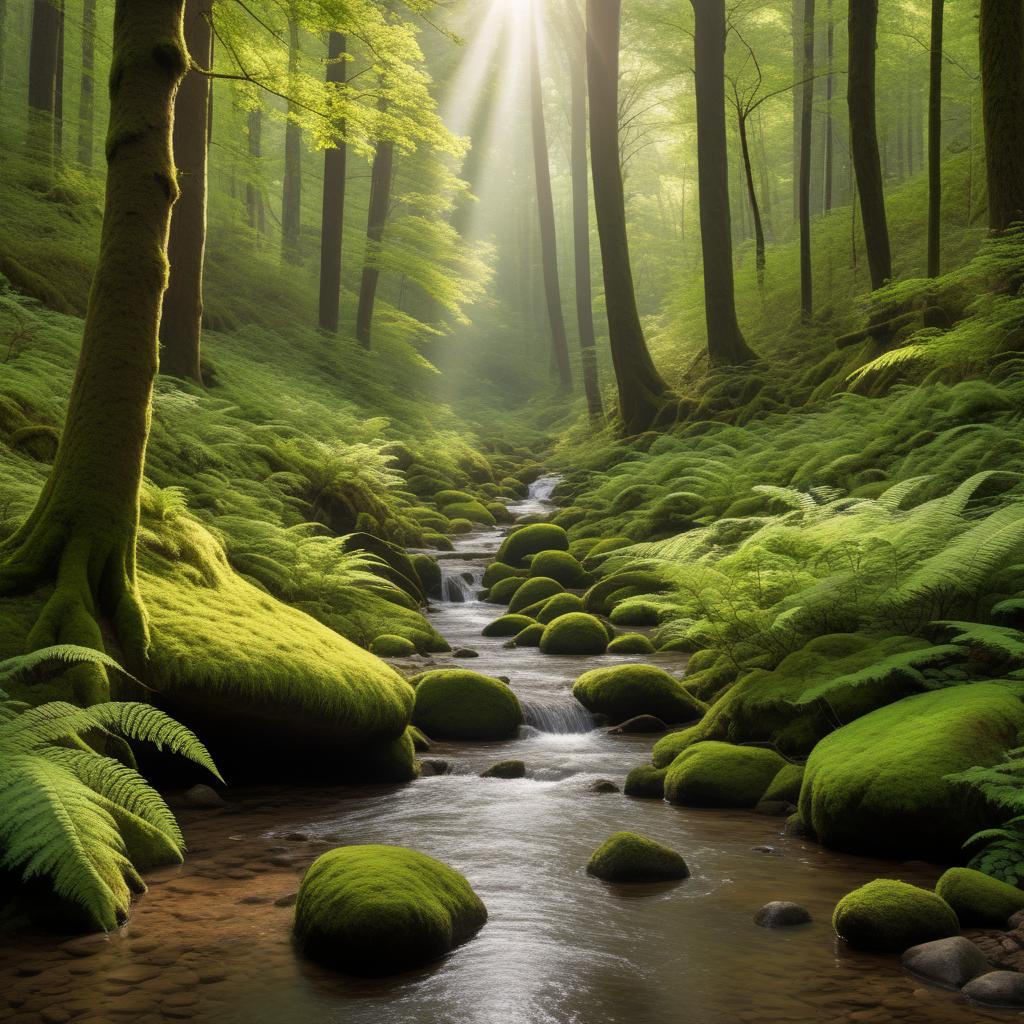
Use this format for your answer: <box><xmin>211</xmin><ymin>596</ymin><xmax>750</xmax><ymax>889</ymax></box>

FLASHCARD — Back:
<box><xmin>508</xmin><ymin>474</ymin><xmax>561</xmax><ymax>518</ymax></box>
<box><xmin>521</xmin><ymin>699</ymin><xmax>595</xmax><ymax>734</ymax></box>
<box><xmin>440</xmin><ymin>565</ymin><xmax>480</xmax><ymax>603</ymax></box>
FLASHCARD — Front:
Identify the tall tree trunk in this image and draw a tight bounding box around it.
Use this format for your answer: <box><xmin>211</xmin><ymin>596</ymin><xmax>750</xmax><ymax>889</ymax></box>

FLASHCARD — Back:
<box><xmin>690</xmin><ymin>0</ymin><xmax>757</xmax><ymax>365</ymax></box>
<box><xmin>27</xmin><ymin>0</ymin><xmax>61</xmax><ymax>160</ymax></box>
<box><xmin>569</xmin><ymin>23</ymin><xmax>603</xmax><ymax>419</ymax></box>
<box><xmin>53</xmin><ymin>0</ymin><xmax>64</xmax><ymax>156</ymax></box>
<box><xmin>979</xmin><ymin>0</ymin><xmax>1024</xmax><ymax>232</ymax></box>
<box><xmin>355</xmin><ymin>110</ymin><xmax>394</xmax><ymax>350</ymax></box>
<box><xmin>318</xmin><ymin>32</ymin><xmax>347</xmax><ymax>334</ymax></box>
<box><xmin>799</xmin><ymin>0</ymin><xmax>815</xmax><ymax>321</ymax></box>
<box><xmin>737</xmin><ymin>111</ymin><xmax>765</xmax><ymax>290</ymax></box>
<box><xmin>0</xmin><ymin>0</ymin><xmax>187</xmax><ymax>701</ymax></box>
<box><xmin>823</xmin><ymin>0</ymin><xmax>834</xmax><ymax>213</ymax></box>
<box><xmin>246</xmin><ymin>109</ymin><xmax>265</xmax><ymax>234</ymax></box>
<box><xmin>847</xmin><ymin>0</ymin><xmax>892</xmax><ymax>289</ymax></box>
<box><xmin>529</xmin><ymin>14</ymin><xmax>572</xmax><ymax>390</ymax></box>
<box><xmin>927</xmin><ymin>0</ymin><xmax>943</xmax><ymax>277</ymax></box>
<box><xmin>586</xmin><ymin>0</ymin><xmax>669</xmax><ymax>434</ymax></box>
<box><xmin>281</xmin><ymin>16</ymin><xmax>302</xmax><ymax>264</ymax></box>
<box><xmin>160</xmin><ymin>0</ymin><xmax>211</xmax><ymax>384</ymax></box>
<box><xmin>77</xmin><ymin>0</ymin><xmax>96</xmax><ymax>168</ymax></box>
<box><xmin>0</xmin><ymin>0</ymin><xmax>7</xmax><ymax>96</ymax></box>
<box><xmin>791</xmin><ymin>0</ymin><xmax>803</xmax><ymax>222</ymax></box>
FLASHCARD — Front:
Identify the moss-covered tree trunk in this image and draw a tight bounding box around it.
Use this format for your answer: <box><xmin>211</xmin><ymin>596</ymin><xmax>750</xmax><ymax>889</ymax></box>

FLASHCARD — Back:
<box><xmin>160</xmin><ymin>0</ymin><xmax>212</xmax><ymax>384</ymax></box>
<box><xmin>0</xmin><ymin>0</ymin><xmax>187</xmax><ymax>703</ymax></box>
<box><xmin>76</xmin><ymin>0</ymin><xmax>96</xmax><ymax>169</ymax></box>
<box><xmin>927</xmin><ymin>0</ymin><xmax>943</xmax><ymax>276</ymax></box>
<box><xmin>979</xmin><ymin>0</ymin><xmax>1024</xmax><ymax>233</ymax></box>
<box><xmin>27</xmin><ymin>0</ymin><xmax>62</xmax><ymax>160</ymax></box>
<box><xmin>281</xmin><ymin>15</ymin><xmax>302</xmax><ymax>265</ymax></box>
<box><xmin>318</xmin><ymin>31</ymin><xmax>347</xmax><ymax>335</ymax></box>
<box><xmin>586</xmin><ymin>0</ymin><xmax>670</xmax><ymax>434</ymax></box>
<box><xmin>799</xmin><ymin>0</ymin><xmax>815</xmax><ymax>322</ymax></box>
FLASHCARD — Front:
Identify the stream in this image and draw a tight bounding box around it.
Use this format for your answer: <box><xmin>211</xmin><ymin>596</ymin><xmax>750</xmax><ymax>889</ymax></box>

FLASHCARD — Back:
<box><xmin>0</xmin><ymin>476</ymin><xmax>1008</xmax><ymax>1024</ymax></box>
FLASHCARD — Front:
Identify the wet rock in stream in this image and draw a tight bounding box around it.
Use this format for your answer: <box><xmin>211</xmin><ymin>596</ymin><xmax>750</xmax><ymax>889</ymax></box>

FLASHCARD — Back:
<box><xmin>754</xmin><ymin>902</ymin><xmax>812</xmax><ymax>928</ymax></box>
<box><xmin>901</xmin><ymin>937</ymin><xmax>990</xmax><ymax>989</ymax></box>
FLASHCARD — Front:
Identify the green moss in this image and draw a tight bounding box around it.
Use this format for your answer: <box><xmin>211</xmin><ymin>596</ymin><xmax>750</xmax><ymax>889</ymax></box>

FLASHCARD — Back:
<box><xmin>482</xmin><ymin>561</ymin><xmax>528</xmax><ymax>589</ymax></box>
<box><xmin>606</xmin><ymin>633</ymin><xmax>655</xmax><ymax>655</ymax></box>
<box><xmin>369</xmin><ymin>634</ymin><xmax>417</xmax><ymax>658</ymax></box>
<box><xmin>832</xmin><ymin>879</ymin><xmax>959</xmax><ymax>953</ymax></box>
<box><xmin>442</xmin><ymin>500</ymin><xmax>496</xmax><ymax>526</ymax></box>
<box><xmin>294</xmin><ymin>845</ymin><xmax>487</xmax><ymax>974</ymax></box>
<box><xmin>434</xmin><ymin>489</ymin><xmax>476</xmax><ymax>506</ymax></box>
<box><xmin>411</xmin><ymin>669</ymin><xmax>523</xmax><ymax>740</ymax></box>
<box><xmin>584</xmin><ymin>571</ymin><xmax>667</xmax><ymax>616</ymax></box>
<box><xmin>447</xmin><ymin>518</ymin><xmax>474</xmax><ymax>535</ymax></box>
<box><xmin>586</xmin><ymin>831</ymin><xmax>689</xmax><ymax>883</ymax></box>
<box><xmin>481</xmin><ymin>614</ymin><xmax>536</xmax><ymax>638</ymax></box>
<box><xmin>410</xmin><ymin>554</ymin><xmax>441</xmax><ymax>599</ymax></box>
<box><xmin>508</xmin><ymin>576</ymin><xmax>565</xmax><ymax>613</ymax></box>
<box><xmin>581</xmin><ymin>537</ymin><xmax>633</xmax><ymax>570</ymax></box>
<box><xmin>763</xmin><ymin>763</ymin><xmax>804</xmax><ymax>803</ymax></box>
<box><xmin>539</xmin><ymin>613</ymin><xmax>609</xmax><ymax>656</ymax></box>
<box><xmin>486</xmin><ymin>575</ymin><xmax>523</xmax><ymax>605</ymax></box>
<box><xmin>572</xmin><ymin>664</ymin><xmax>706</xmax><ymax>725</ymax></box>
<box><xmin>800</xmin><ymin>684</ymin><xmax>1024</xmax><ymax>858</ymax></box>
<box><xmin>528</xmin><ymin>550</ymin><xmax>588</xmax><ymax>587</ymax></box>
<box><xmin>651</xmin><ymin>726</ymin><xmax>701</xmax><ymax>768</ymax></box>
<box><xmin>535</xmin><ymin>592</ymin><xmax>586</xmax><ymax>624</ymax></box>
<box><xmin>624</xmin><ymin>765</ymin><xmax>668</xmax><ymax>799</ymax></box>
<box><xmin>496</xmin><ymin>523</ymin><xmax>569</xmax><ymax>568</ymax></box>
<box><xmin>408</xmin><ymin>725</ymin><xmax>431</xmax><ymax>752</ymax></box>
<box><xmin>609</xmin><ymin>599</ymin><xmax>662</xmax><ymax>627</ymax></box>
<box><xmin>664</xmin><ymin>741</ymin><xmax>785</xmax><ymax>807</ymax></box>
<box><xmin>512</xmin><ymin>623</ymin><xmax>545</xmax><ymax>647</ymax></box>
<box><xmin>935</xmin><ymin>867</ymin><xmax>1024</xmax><ymax>927</ymax></box>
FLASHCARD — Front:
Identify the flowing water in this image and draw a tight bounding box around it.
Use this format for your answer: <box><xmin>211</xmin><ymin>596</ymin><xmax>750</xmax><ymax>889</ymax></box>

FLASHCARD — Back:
<box><xmin>0</xmin><ymin>475</ymin><xmax>1008</xmax><ymax>1023</ymax></box>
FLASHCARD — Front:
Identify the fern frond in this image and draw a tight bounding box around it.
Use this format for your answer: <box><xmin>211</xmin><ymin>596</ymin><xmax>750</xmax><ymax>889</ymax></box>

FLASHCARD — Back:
<box><xmin>0</xmin><ymin>645</ymin><xmax>140</xmax><ymax>687</ymax></box>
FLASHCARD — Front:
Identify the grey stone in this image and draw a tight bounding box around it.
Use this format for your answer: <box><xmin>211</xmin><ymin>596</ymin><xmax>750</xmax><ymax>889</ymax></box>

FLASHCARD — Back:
<box><xmin>754</xmin><ymin>901</ymin><xmax>812</xmax><ymax>928</ymax></box>
<box><xmin>453</xmin><ymin>648</ymin><xmax>479</xmax><ymax>659</ymax></box>
<box><xmin>587</xmin><ymin>778</ymin><xmax>620</xmax><ymax>793</ymax></box>
<box><xmin>962</xmin><ymin>970</ymin><xmax>1024</xmax><ymax>1007</ymax></box>
<box><xmin>902</xmin><ymin>937</ymin><xmax>991</xmax><ymax>989</ymax></box>
<box><xmin>419</xmin><ymin>758</ymin><xmax>450</xmax><ymax>776</ymax></box>
<box><xmin>182</xmin><ymin>784</ymin><xmax>226</xmax><ymax>808</ymax></box>
<box><xmin>608</xmin><ymin>715</ymin><xmax>668</xmax><ymax>735</ymax></box>
<box><xmin>480</xmin><ymin>759</ymin><xmax>525</xmax><ymax>779</ymax></box>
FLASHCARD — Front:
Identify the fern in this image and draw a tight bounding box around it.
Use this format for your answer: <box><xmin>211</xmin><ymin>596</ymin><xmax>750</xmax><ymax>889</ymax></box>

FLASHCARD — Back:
<box><xmin>935</xmin><ymin>621</ymin><xmax>1024</xmax><ymax>668</ymax></box>
<box><xmin>0</xmin><ymin>645</ymin><xmax>141</xmax><ymax>687</ymax></box>
<box><xmin>962</xmin><ymin>817</ymin><xmax>1024</xmax><ymax>886</ymax></box>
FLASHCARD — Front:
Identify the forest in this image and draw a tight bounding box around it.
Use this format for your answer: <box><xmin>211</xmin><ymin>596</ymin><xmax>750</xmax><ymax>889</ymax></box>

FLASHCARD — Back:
<box><xmin>1</xmin><ymin>0</ymin><xmax>1024</xmax><ymax>1020</ymax></box>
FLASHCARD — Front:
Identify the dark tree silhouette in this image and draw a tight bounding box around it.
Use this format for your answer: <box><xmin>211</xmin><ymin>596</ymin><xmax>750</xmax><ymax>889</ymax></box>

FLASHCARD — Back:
<box><xmin>927</xmin><ymin>0</ymin><xmax>943</xmax><ymax>276</ymax></box>
<box><xmin>246</xmin><ymin>109</ymin><xmax>265</xmax><ymax>235</ymax></box>
<box><xmin>27</xmin><ymin>0</ymin><xmax>62</xmax><ymax>160</ymax></box>
<box><xmin>281</xmin><ymin>15</ymin><xmax>302</xmax><ymax>264</ymax></box>
<box><xmin>318</xmin><ymin>32</ymin><xmax>347</xmax><ymax>334</ymax></box>
<box><xmin>77</xmin><ymin>0</ymin><xmax>96</xmax><ymax>168</ymax></box>
<box><xmin>799</xmin><ymin>0</ymin><xmax>815</xmax><ymax>321</ymax></box>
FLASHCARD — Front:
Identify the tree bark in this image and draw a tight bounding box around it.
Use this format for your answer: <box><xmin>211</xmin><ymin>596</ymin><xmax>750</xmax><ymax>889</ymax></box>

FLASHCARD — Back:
<box><xmin>246</xmin><ymin>109</ymin><xmax>265</xmax><ymax>235</ymax></box>
<box><xmin>27</xmin><ymin>0</ymin><xmax>62</xmax><ymax>160</ymax></box>
<box><xmin>160</xmin><ymin>0</ymin><xmax>211</xmax><ymax>384</ymax></box>
<box><xmin>823</xmin><ymin>0</ymin><xmax>834</xmax><ymax>213</ymax></box>
<box><xmin>737</xmin><ymin>112</ymin><xmax>765</xmax><ymax>290</ymax></box>
<box><xmin>927</xmin><ymin>0</ymin><xmax>943</xmax><ymax>276</ymax></box>
<box><xmin>586</xmin><ymin>0</ymin><xmax>669</xmax><ymax>434</ymax></box>
<box><xmin>791</xmin><ymin>0</ymin><xmax>803</xmax><ymax>222</ymax></box>
<box><xmin>847</xmin><ymin>0</ymin><xmax>892</xmax><ymax>289</ymax></box>
<box><xmin>691</xmin><ymin>0</ymin><xmax>757</xmax><ymax>365</ymax></box>
<box><xmin>569</xmin><ymin>20</ymin><xmax>603</xmax><ymax>419</ymax></box>
<box><xmin>0</xmin><ymin>0</ymin><xmax>187</xmax><ymax>701</ymax></box>
<box><xmin>0</xmin><ymin>0</ymin><xmax>7</xmax><ymax>96</ymax></box>
<box><xmin>979</xmin><ymin>0</ymin><xmax>1024</xmax><ymax>232</ymax></box>
<box><xmin>530</xmin><ymin>14</ymin><xmax>572</xmax><ymax>390</ymax></box>
<box><xmin>800</xmin><ymin>0</ymin><xmax>815</xmax><ymax>321</ymax></box>
<box><xmin>318</xmin><ymin>32</ymin><xmax>347</xmax><ymax>334</ymax></box>
<box><xmin>76</xmin><ymin>0</ymin><xmax>96</xmax><ymax>168</ymax></box>
<box><xmin>281</xmin><ymin>16</ymin><xmax>302</xmax><ymax>264</ymax></box>
<box><xmin>355</xmin><ymin>106</ymin><xmax>394</xmax><ymax>350</ymax></box>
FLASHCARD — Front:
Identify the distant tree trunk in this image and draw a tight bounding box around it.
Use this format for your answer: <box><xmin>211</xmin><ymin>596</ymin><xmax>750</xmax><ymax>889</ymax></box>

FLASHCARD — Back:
<box><xmin>76</xmin><ymin>0</ymin><xmax>95</xmax><ymax>168</ymax></box>
<box><xmin>569</xmin><ymin>24</ymin><xmax>603</xmax><ymax>419</ymax></box>
<box><xmin>355</xmin><ymin>109</ymin><xmax>394</xmax><ymax>350</ymax></box>
<box><xmin>691</xmin><ymin>0</ymin><xmax>757</xmax><ymax>365</ymax></box>
<box><xmin>246</xmin><ymin>109</ymin><xmax>265</xmax><ymax>234</ymax></box>
<box><xmin>847</xmin><ymin>0</ymin><xmax>892</xmax><ymax>289</ymax></box>
<box><xmin>281</xmin><ymin>15</ymin><xmax>302</xmax><ymax>264</ymax></box>
<box><xmin>905</xmin><ymin>75</ymin><xmax>915</xmax><ymax>177</ymax></box>
<box><xmin>53</xmin><ymin>0</ymin><xmax>64</xmax><ymax>156</ymax></box>
<box><xmin>529</xmin><ymin>14</ymin><xmax>572</xmax><ymax>390</ymax></box>
<box><xmin>0</xmin><ymin>0</ymin><xmax>187</xmax><ymax>698</ymax></box>
<box><xmin>799</xmin><ymin>0</ymin><xmax>815</xmax><ymax>321</ymax></box>
<box><xmin>979</xmin><ymin>0</ymin><xmax>1024</xmax><ymax>232</ymax></box>
<box><xmin>318</xmin><ymin>32</ymin><xmax>347</xmax><ymax>334</ymax></box>
<box><xmin>823</xmin><ymin>0</ymin><xmax>834</xmax><ymax>213</ymax></box>
<box><xmin>586</xmin><ymin>0</ymin><xmax>670</xmax><ymax>433</ymax></box>
<box><xmin>160</xmin><ymin>0</ymin><xmax>212</xmax><ymax>385</ymax></box>
<box><xmin>0</xmin><ymin>0</ymin><xmax>7</xmax><ymax>96</ymax></box>
<box><xmin>737</xmin><ymin>111</ymin><xmax>766</xmax><ymax>290</ymax></box>
<box><xmin>927</xmin><ymin>0</ymin><xmax>944</xmax><ymax>276</ymax></box>
<box><xmin>791</xmin><ymin>0</ymin><xmax>803</xmax><ymax>222</ymax></box>
<box><xmin>27</xmin><ymin>0</ymin><xmax>61</xmax><ymax>160</ymax></box>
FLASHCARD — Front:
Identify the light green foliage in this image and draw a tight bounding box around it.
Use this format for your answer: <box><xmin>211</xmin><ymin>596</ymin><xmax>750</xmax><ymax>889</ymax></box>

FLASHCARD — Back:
<box><xmin>528</xmin><ymin>550</ymin><xmax>588</xmax><ymax>587</ymax></box>
<box><xmin>623</xmin><ymin>764</ymin><xmax>668</xmax><ymax>799</ymax></box>
<box><xmin>572</xmin><ymin>665</ymin><xmax>706</xmax><ymax>725</ymax></box>
<box><xmin>832</xmin><ymin>880</ymin><xmax>959</xmax><ymax>953</ymax></box>
<box><xmin>411</xmin><ymin>669</ymin><xmax>522</xmax><ymax>740</ymax></box>
<box><xmin>481</xmin><ymin>614</ymin><xmax>535</xmax><ymax>638</ymax></box>
<box><xmin>606</xmin><ymin>633</ymin><xmax>656</xmax><ymax>655</ymax></box>
<box><xmin>539</xmin><ymin>613</ymin><xmax>609</xmax><ymax>656</ymax></box>
<box><xmin>508</xmin><ymin>577</ymin><xmax>565</xmax><ymax>614</ymax></box>
<box><xmin>935</xmin><ymin>867</ymin><xmax>1024</xmax><ymax>927</ymax></box>
<box><xmin>496</xmin><ymin>524</ymin><xmax>569</xmax><ymax>568</ymax></box>
<box><xmin>370</xmin><ymin>634</ymin><xmax>416</xmax><ymax>658</ymax></box>
<box><xmin>664</xmin><ymin>742</ymin><xmax>785</xmax><ymax>808</ymax></box>
<box><xmin>293</xmin><ymin>845</ymin><xmax>486</xmax><ymax>974</ymax></box>
<box><xmin>586</xmin><ymin>831</ymin><xmax>689</xmax><ymax>883</ymax></box>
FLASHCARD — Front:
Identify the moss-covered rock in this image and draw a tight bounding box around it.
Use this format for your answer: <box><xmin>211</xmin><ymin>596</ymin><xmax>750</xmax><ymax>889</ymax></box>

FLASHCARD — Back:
<box><xmin>572</xmin><ymin>664</ymin><xmax>706</xmax><ymax>725</ymax></box>
<box><xmin>935</xmin><ymin>868</ymin><xmax>1024</xmax><ymax>927</ymax></box>
<box><xmin>763</xmin><ymin>763</ymin><xmax>804</xmax><ymax>804</ymax></box>
<box><xmin>528</xmin><ymin>550</ymin><xmax>588</xmax><ymax>587</ymax></box>
<box><xmin>294</xmin><ymin>845</ymin><xmax>487</xmax><ymax>973</ymax></box>
<box><xmin>535</xmin><ymin>592</ymin><xmax>586</xmax><ymax>624</ymax></box>
<box><xmin>480</xmin><ymin>759</ymin><xmax>526</xmax><ymax>779</ymax></box>
<box><xmin>584</xmin><ymin>571</ymin><xmax>667</xmax><ymax>616</ymax></box>
<box><xmin>434</xmin><ymin>488</ymin><xmax>476</xmax><ymax>507</ymax></box>
<box><xmin>539</xmin><ymin>613</ymin><xmax>610</xmax><ymax>656</ymax></box>
<box><xmin>832</xmin><ymin>879</ymin><xmax>959</xmax><ymax>953</ymax></box>
<box><xmin>482</xmin><ymin>561</ymin><xmax>528</xmax><ymax>590</ymax></box>
<box><xmin>442</xmin><ymin>500</ymin><xmax>496</xmax><ymax>526</ymax></box>
<box><xmin>581</xmin><ymin>537</ymin><xmax>633</xmax><ymax>570</ymax></box>
<box><xmin>651</xmin><ymin>725</ymin><xmax>701</xmax><ymax>768</ymax></box>
<box><xmin>586</xmin><ymin>831</ymin><xmax>689</xmax><ymax>883</ymax></box>
<box><xmin>496</xmin><ymin>523</ymin><xmax>569</xmax><ymax>568</ymax></box>
<box><xmin>410</xmin><ymin>554</ymin><xmax>441</xmax><ymax>600</ymax></box>
<box><xmin>512</xmin><ymin>623</ymin><xmax>545</xmax><ymax>647</ymax></box>
<box><xmin>664</xmin><ymin>741</ymin><xmax>785</xmax><ymax>808</ymax></box>
<box><xmin>369</xmin><ymin>634</ymin><xmax>417</xmax><ymax>658</ymax></box>
<box><xmin>799</xmin><ymin>684</ymin><xmax>1024</xmax><ymax>858</ymax></box>
<box><xmin>447</xmin><ymin>518</ymin><xmax>474</xmax><ymax>535</ymax></box>
<box><xmin>509</xmin><ymin>576</ymin><xmax>565</xmax><ymax>614</ymax></box>
<box><xmin>609</xmin><ymin>599</ymin><xmax>662</xmax><ymax>627</ymax></box>
<box><xmin>624</xmin><ymin>765</ymin><xmax>668</xmax><ymax>799</ymax></box>
<box><xmin>412</xmin><ymin>669</ymin><xmax>523</xmax><ymax>740</ymax></box>
<box><xmin>486</xmin><ymin>575</ymin><xmax>523</xmax><ymax>605</ymax></box>
<box><xmin>606</xmin><ymin>633</ymin><xmax>655</xmax><ymax>655</ymax></box>
<box><xmin>481</xmin><ymin>614</ymin><xmax>535</xmax><ymax>638</ymax></box>
<box><xmin>408</xmin><ymin>725</ymin><xmax>431</xmax><ymax>752</ymax></box>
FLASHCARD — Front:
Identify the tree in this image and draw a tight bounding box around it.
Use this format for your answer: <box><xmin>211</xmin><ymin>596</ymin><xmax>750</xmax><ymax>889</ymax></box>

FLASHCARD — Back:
<box><xmin>318</xmin><ymin>32</ymin><xmax>348</xmax><ymax>334</ymax></box>
<box><xmin>586</xmin><ymin>0</ymin><xmax>670</xmax><ymax>433</ymax></box>
<box><xmin>691</xmin><ymin>0</ymin><xmax>757</xmax><ymax>365</ymax></box>
<box><xmin>160</xmin><ymin>0</ymin><xmax>213</xmax><ymax>385</ymax></box>
<box><xmin>848</xmin><ymin>0</ymin><xmax>892</xmax><ymax>289</ymax></box>
<box><xmin>27</xmin><ymin>0</ymin><xmax>62</xmax><ymax>160</ymax></box>
<box><xmin>246</xmin><ymin>109</ymin><xmax>265</xmax><ymax>235</ymax></box>
<box><xmin>0</xmin><ymin>0</ymin><xmax>188</xmax><ymax>701</ymax></box>
<box><xmin>799</xmin><ymin>0</ymin><xmax>815</xmax><ymax>321</ymax></box>
<box><xmin>77</xmin><ymin>0</ymin><xmax>97</xmax><ymax>168</ymax></box>
<box><xmin>281</xmin><ymin>13</ymin><xmax>302</xmax><ymax>264</ymax></box>
<box><xmin>823</xmin><ymin>0</ymin><xmax>834</xmax><ymax>214</ymax></box>
<box><xmin>927</xmin><ymin>0</ymin><xmax>943</xmax><ymax>276</ymax></box>
<box><xmin>529</xmin><ymin>10</ymin><xmax>572</xmax><ymax>391</ymax></box>
<box><xmin>979</xmin><ymin>0</ymin><xmax>1024</xmax><ymax>233</ymax></box>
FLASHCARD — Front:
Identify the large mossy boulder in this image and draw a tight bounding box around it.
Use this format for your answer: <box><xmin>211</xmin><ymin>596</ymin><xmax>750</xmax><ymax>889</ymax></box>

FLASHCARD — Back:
<box><xmin>481</xmin><ymin>613</ymin><xmax>535</xmax><ymax>638</ymax></box>
<box><xmin>534</xmin><ymin>592</ymin><xmax>586</xmax><ymax>624</ymax></box>
<box><xmin>512</xmin><ymin>623</ymin><xmax>545</xmax><ymax>647</ymax></box>
<box><xmin>799</xmin><ymin>684</ymin><xmax>1024</xmax><ymax>858</ymax></box>
<box><xmin>539</xmin><ymin>613</ymin><xmax>609</xmax><ymax>656</ymax></box>
<box><xmin>294</xmin><ymin>845</ymin><xmax>487</xmax><ymax>974</ymax></box>
<box><xmin>936</xmin><ymin>868</ymin><xmax>1024</xmax><ymax>927</ymax></box>
<box><xmin>664</xmin><ymin>741</ymin><xmax>785</xmax><ymax>807</ymax></box>
<box><xmin>369</xmin><ymin>634</ymin><xmax>416</xmax><ymax>658</ymax></box>
<box><xmin>624</xmin><ymin>765</ymin><xmax>668</xmax><ymax>799</ymax></box>
<box><xmin>528</xmin><ymin>550</ymin><xmax>588</xmax><ymax>587</ymax></box>
<box><xmin>586</xmin><ymin>831</ymin><xmax>689</xmax><ymax>883</ymax></box>
<box><xmin>486</xmin><ymin>575</ymin><xmax>523</xmax><ymax>605</ymax></box>
<box><xmin>412</xmin><ymin>669</ymin><xmax>523</xmax><ymax>740</ymax></box>
<box><xmin>441</xmin><ymin>500</ymin><xmax>495</xmax><ymax>526</ymax></box>
<box><xmin>410</xmin><ymin>554</ymin><xmax>442</xmax><ymax>600</ymax></box>
<box><xmin>651</xmin><ymin>725</ymin><xmax>701</xmax><ymax>768</ymax></box>
<box><xmin>572</xmin><ymin>664</ymin><xmax>705</xmax><ymax>725</ymax></box>
<box><xmin>606</xmin><ymin>633</ymin><xmax>655</xmax><ymax>655</ymax></box>
<box><xmin>509</xmin><ymin>576</ymin><xmax>565</xmax><ymax>614</ymax></box>
<box><xmin>832</xmin><ymin>879</ymin><xmax>959</xmax><ymax>953</ymax></box>
<box><xmin>482</xmin><ymin>561</ymin><xmax>528</xmax><ymax>590</ymax></box>
<box><xmin>496</xmin><ymin>524</ymin><xmax>569</xmax><ymax>568</ymax></box>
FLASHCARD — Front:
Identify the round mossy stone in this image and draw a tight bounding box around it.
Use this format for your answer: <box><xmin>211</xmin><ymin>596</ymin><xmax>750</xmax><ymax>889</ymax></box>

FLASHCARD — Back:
<box><xmin>294</xmin><ymin>845</ymin><xmax>487</xmax><ymax>974</ymax></box>
<box><xmin>410</xmin><ymin>554</ymin><xmax>442</xmax><ymax>599</ymax></box>
<box><xmin>572</xmin><ymin>664</ymin><xmax>706</xmax><ymax>725</ymax></box>
<box><xmin>486</xmin><ymin>575</ymin><xmax>523</xmax><ymax>605</ymax></box>
<box><xmin>763</xmin><ymin>763</ymin><xmax>805</xmax><ymax>804</ymax></box>
<box><xmin>442</xmin><ymin>500</ymin><xmax>496</xmax><ymax>526</ymax></box>
<box><xmin>535</xmin><ymin>592</ymin><xmax>586</xmax><ymax>624</ymax></box>
<box><xmin>412</xmin><ymin>670</ymin><xmax>523</xmax><ymax>740</ymax></box>
<box><xmin>609</xmin><ymin>600</ymin><xmax>662</xmax><ymax>627</ymax></box>
<box><xmin>936</xmin><ymin>867</ymin><xmax>1024</xmax><ymax>927</ymax></box>
<box><xmin>480</xmin><ymin>759</ymin><xmax>526</xmax><ymax>779</ymax></box>
<box><xmin>832</xmin><ymin>879</ymin><xmax>959</xmax><ymax>953</ymax></box>
<box><xmin>528</xmin><ymin>550</ymin><xmax>588</xmax><ymax>587</ymax></box>
<box><xmin>512</xmin><ymin>623</ymin><xmax>545</xmax><ymax>647</ymax></box>
<box><xmin>509</xmin><ymin>576</ymin><xmax>565</xmax><ymax>614</ymax></box>
<box><xmin>434</xmin><ymin>488</ymin><xmax>475</xmax><ymax>506</ymax></box>
<box><xmin>482</xmin><ymin>561</ymin><xmax>527</xmax><ymax>589</ymax></box>
<box><xmin>651</xmin><ymin>725</ymin><xmax>701</xmax><ymax>768</ymax></box>
<box><xmin>664</xmin><ymin>741</ymin><xmax>785</xmax><ymax>808</ymax></box>
<box><xmin>448</xmin><ymin>518</ymin><xmax>474</xmax><ymax>535</ymax></box>
<box><xmin>482</xmin><ymin>614</ymin><xmax>535</xmax><ymax>638</ymax></box>
<box><xmin>624</xmin><ymin>765</ymin><xmax>668</xmax><ymax>799</ymax></box>
<box><xmin>496</xmin><ymin>524</ymin><xmax>569</xmax><ymax>568</ymax></box>
<box><xmin>369</xmin><ymin>634</ymin><xmax>417</xmax><ymax>658</ymax></box>
<box><xmin>540</xmin><ymin>613</ymin><xmax>609</xmax><ymax>656</ymax></box>
<box><xmin>606</xmin><ymin>633</ymin><xmax>656</xmax><ymax>655</ymax></box>
<box><xmin>586</xmin><ymin>831</ymin><xmax>689</xmax><ymax>883</ymax></box>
